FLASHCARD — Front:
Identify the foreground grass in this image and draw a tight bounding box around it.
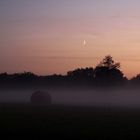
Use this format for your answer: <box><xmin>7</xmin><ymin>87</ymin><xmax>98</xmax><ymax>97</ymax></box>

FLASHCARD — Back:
<box><xmin>0</xmin><ymin>103</ymin><xmax>140</xmax><ymax>139</ymax></box>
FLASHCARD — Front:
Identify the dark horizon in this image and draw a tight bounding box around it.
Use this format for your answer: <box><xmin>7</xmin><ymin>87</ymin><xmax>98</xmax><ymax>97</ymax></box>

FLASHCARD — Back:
<box><xmin>0</xmin><ymin>55</ymin><xmax>140</xmax><ymax>90</ymax></box>
<box><xmin>0</xmin><ymin>55</ymin><xmax>139</xmax><ymax>80</ymax></box>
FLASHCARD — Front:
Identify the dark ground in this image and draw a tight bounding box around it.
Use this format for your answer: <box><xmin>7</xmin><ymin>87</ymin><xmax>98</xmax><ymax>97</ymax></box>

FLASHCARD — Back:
<box><xmin>0</xmin><ymin>103</ymin><xmax>140</xmax><ymax>140</ymax></box>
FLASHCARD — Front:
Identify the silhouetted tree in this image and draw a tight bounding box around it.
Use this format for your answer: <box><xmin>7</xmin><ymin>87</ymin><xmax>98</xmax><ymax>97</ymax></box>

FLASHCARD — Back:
<box><xmin>130</xmin><ymin>74</ymin><xmax>140</xmax><ymax>87</ymax></box>
<box><xmin>0</xmin><ymin>56</ymin><xmax>129</xmax><ymax>89</ymax></box>
<box><xmin>98</xmin><ymin>55</ymin><xmax>120</xmax><ymax>69</ymax></box>
<box><xmin>94</xmin><ymin>55</ymin><xmax>125</xmax><ymax>87</ymax></box>
<box><xmin>67</xmin><ymin>67</ymin><xmax>94</xmax><ymax>78</ymax></box>
<box><xmin>67</xmin><ymin>67</ymin><xmax>94</xmax><ymax>87</ymax></box>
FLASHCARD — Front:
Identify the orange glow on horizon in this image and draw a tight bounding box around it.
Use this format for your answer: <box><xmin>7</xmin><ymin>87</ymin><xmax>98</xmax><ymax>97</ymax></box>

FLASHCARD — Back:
<box><xmin>1</xmin><ymin>0</ymin><xmax>140</xmax><ymax>79</ymax></box>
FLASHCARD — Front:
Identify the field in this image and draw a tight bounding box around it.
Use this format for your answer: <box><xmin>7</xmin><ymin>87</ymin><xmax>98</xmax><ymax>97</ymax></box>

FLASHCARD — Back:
<box><xmin>0</xmin><ymin>103</ymin><xmax>140</xmax><ymax>139</ymax></box>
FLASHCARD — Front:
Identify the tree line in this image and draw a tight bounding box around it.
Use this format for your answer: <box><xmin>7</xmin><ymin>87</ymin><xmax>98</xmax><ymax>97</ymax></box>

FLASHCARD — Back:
<box><xmin>0</xmin><ymin>55</ymin><xmax>140</xmax><ymax>89</ymax></box>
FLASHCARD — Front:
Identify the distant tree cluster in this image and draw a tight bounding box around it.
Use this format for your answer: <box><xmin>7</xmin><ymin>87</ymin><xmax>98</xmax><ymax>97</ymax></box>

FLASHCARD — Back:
<box><xmin>93</xmin><ymin>55</ymin><xmax>125</xmax><ymax>87</ymax></box>
<box><xmin>0</xmin><ymin>55</ymin><xmax>140</xmax><ymax>89</ymax></box>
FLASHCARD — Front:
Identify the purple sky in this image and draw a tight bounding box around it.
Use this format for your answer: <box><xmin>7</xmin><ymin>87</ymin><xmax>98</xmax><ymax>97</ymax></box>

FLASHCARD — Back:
<box><xmin>1</xmin><ymin>0</ymin><xmax>140</xmax><ymax>78</ymax></box>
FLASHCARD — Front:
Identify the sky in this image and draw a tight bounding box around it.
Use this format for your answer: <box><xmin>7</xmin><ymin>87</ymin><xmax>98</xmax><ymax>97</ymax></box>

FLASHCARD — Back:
<box><xmin>1</xmin><ymin>0</ymin><xmax>140</xmax><ymax>78</ymax></box>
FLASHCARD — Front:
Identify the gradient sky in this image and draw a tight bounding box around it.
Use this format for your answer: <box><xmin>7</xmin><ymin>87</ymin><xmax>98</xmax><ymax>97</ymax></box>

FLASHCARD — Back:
<box><xmin>1</xmin><ymin>0</ymin><xmax>140</xmax><ymax>78</ymax></box>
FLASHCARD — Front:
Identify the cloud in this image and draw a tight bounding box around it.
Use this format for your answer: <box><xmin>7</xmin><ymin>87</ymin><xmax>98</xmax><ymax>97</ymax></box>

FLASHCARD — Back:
<box><xmin>29</xmin><ymin>56</ymin><xmax>99</xmax><ymax>60</ymax></box>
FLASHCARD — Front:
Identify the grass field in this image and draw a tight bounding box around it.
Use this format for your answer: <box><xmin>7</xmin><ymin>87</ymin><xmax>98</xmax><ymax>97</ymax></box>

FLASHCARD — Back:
<box><xmin>0</xmin><ymin>103</ymin><xmax>140</xmax><ymax>139</ymax></box>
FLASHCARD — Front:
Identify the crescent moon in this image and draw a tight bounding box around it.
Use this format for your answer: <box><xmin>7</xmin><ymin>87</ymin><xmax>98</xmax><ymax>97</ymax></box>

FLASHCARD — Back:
<box><xmin>83</xmin><ymin>40</ymin><xmax>86</xmax><ymax>46</ymax></box>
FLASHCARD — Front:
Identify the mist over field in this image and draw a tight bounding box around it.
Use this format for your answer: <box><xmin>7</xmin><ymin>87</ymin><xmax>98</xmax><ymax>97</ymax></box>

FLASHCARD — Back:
<box><xmin>1</xmin><ymin>88</ymin><xmax>140</xmax><ymax>108</ymax></box>
<box><xmin>2</xmin><ymin>1</ymin><xmax>140</xmax><ymax>138</ymax></box>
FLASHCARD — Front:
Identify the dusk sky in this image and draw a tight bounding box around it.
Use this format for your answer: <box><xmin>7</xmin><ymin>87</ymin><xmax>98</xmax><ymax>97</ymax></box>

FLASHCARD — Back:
<box><xmin>1</xmin><ymin>0</ymin><xmax>140</xmax><ymax>78</ymax></box>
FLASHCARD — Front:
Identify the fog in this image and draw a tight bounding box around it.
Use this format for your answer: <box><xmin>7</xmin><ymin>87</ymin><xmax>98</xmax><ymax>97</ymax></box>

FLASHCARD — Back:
<box><xmin>1</xmin><ymin>88</ymin><xmax>140</xmax><ymax>108</ymax></box>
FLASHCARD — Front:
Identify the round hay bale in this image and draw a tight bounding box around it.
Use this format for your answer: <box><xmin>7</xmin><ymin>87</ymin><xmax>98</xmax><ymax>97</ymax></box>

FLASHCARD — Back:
<box><xmin>30</xmin><ymin>91</ymin><xmax>51</xmax><ymax>105</ymax></box>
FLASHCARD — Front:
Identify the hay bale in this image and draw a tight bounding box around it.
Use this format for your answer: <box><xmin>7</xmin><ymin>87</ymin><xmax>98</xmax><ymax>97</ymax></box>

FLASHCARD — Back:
<box><xmin>30</xmin><ymin>91</ymin><xmax>51</xmax><ymax>105</ymax></box>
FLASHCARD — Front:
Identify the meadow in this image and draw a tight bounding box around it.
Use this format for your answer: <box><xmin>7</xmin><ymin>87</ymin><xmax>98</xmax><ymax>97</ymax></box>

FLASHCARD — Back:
<box><xmin>0</xmin><ymin>88</ymin><xmax>140</xmax><ymax>139</ymax></box>
<box><xmin>1</xmin><ymin>102</ymin><xmax>140</xmax><ymax>139</ymax></box>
